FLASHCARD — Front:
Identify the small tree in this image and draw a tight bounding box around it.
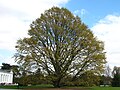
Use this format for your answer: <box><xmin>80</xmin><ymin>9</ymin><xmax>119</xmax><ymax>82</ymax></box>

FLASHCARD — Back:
<box><xmin>14</xmin><ymin>7</ymin><xmax>106</xmax><ymax>87</ymax></box>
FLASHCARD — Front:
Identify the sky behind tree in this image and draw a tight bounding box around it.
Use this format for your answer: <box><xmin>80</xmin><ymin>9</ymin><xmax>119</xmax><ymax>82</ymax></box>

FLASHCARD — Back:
<box><xmin>0</xmin><ymin>0</ymin><xmax>120</xmax><ymax>68</ymax></box>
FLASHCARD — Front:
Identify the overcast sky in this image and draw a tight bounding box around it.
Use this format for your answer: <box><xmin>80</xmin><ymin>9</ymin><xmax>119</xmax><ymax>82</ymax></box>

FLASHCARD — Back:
<box><xmin>0</xmin><ymin>0</ymin><xmax>120</xmax><ymax>69</ymax></box>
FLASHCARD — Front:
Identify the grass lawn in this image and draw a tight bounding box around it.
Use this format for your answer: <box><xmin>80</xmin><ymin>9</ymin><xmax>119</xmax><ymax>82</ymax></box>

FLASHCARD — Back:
<box><xmin>0</xmin><ymin>85</ymin><xmax>18</xmax><ymax>89</ymax></box>
<box><xmin>0</xmin><ymin>85</ymin><xmax>90</xmax><ymax>90</ymax></box>
<box><xmin>0</xmin><ymin>85</ymin><xmax>120</xmax><ymax>90</ymax></box>
<box><xmin>91</xmin><ymin>87</ymin><xmax>120</xmax><ymax>90</ymax></box>
<box><xmin>0</xmin><ymin>84</ymin><xmax>54</xmax><ymax>89</ymax></box>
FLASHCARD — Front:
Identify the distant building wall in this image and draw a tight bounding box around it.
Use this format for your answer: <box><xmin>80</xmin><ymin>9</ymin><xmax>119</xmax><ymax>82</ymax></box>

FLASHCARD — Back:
<box><xmin>0</xmin><ymin>71</ymin><xmax>13</xmax><ymax>84</ymax></box>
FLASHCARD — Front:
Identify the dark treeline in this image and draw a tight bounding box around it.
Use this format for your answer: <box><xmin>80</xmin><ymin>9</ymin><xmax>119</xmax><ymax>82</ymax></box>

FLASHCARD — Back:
<box><xmin>13</xmin><ymin>67</ymin><xmax>100</xmax><ymax>86</ymax></box>
<box><xmin>1</xmin><ymin>63</ymin><xmax>120</xmax><ymax>87</ymax></box>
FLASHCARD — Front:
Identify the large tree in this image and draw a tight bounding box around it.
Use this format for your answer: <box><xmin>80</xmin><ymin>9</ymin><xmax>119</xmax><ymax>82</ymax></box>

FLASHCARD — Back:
<box><xmin>14</xmin><ymin>7</ymin><xmax>106</xmax><ymax>87</ymax></box>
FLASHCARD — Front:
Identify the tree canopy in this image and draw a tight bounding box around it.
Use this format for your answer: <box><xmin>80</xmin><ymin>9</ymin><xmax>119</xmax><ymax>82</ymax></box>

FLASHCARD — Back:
<box><xmin>14</xmin><ymin>7</ymin><xmax>106</xmax><ymax>87</ymax></box>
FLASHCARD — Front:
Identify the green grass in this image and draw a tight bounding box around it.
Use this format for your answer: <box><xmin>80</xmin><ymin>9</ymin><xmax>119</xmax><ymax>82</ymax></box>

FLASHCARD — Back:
<box><xmin>0</xmin><ymin>85</ymin><xmax>18</xmax><ymax>89</ymax></box>
<box><xmin>20</xmin><ymin>84</ymin><xmax>54</xmax><ymax>89</ymax></box>
<box><xmin>91</xmin><ymin>87</ymin><xmax>120</xmax><ymax>90</ymax></box>
<box><xmin>1</xmin><ymin>85</ymin><xmax>120</xmax><ymax>90</ymax></box>
<box><xmin>62</xmin><ymin>86</ymin><xmax>90</xmax><ymax>90</ymax></box>
<box><xmin>0</xmin><ymin>84</ymin><xmax>54</xmax><ymax>89</ymax></box>
<box><xmin>63</xmin><ymin>86</ymin><xmax>120</xmax><ymax>90</ymax></box>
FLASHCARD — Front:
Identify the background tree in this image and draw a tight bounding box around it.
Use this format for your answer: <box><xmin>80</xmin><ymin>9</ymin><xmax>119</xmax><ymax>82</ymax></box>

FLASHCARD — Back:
<box><xmin>11</xmin><ymin>65</ymin><xmax>20</xmax><ymax>83</ymax></box>
<box><xmin>1</xmin><ymin>63</ymin><xmax>11</xmax><ymax>70</ymax></box>
<box><xmin>78</xmin><ymin>71</ymin><xmax>100</xmax><ymax>86</ymax></box>
<box><xmin>104</xmin><ymin>65</ymin><xmax>112</xmax><ymax>85</ymax></box>
<box><xmin>112</xmin><ymin>66</ymin><xmax>120</xmax><ymax>87</ymax></box>
<box><xmin>14</xmin><ymin>7</ymin><xmax>106</xmax><ymax>87</ymax></box>
<box><xmin>99</xmin><ymin>65</ymin><xmax>112</xmax><ymax>86</ymax></box>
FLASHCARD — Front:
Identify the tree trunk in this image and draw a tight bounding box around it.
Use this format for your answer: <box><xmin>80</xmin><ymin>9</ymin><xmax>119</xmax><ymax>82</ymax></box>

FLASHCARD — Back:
<box><xmin>52</xmin><ymin>78</ymin><xmax>61</xmax><ymax>88</ymax></box>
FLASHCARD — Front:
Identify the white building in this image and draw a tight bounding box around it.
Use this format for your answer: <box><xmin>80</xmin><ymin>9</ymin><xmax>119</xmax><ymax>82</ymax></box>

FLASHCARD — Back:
<box><xmin>0</xmin><ymin>70</ymin><xmax>13</xmax><ymax>84</ymax></box>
